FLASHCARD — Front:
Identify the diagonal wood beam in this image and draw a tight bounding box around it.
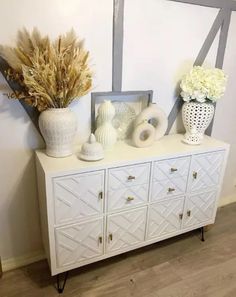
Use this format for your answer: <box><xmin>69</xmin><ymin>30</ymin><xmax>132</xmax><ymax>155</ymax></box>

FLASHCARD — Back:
<box><xmin>167</xmin><ymin>0</ymin><xmax>236</xmax><ymax>11</ymax></box>
<box><xmin>205</xmin><ymin>8</ymin><xmax>232</xmax><ymax>135</ymax></box>
<box><xmin>166</xmin><ymin>8</ymin><xmax>225</xmax><ymax>134</ymax></box>
<box><xmin>0</xmin><ymin>57</ymin><xmax>40</xmax><ymax>131</ymax></box>
<box><xmin>194</xmin><ymin>8</ymin><xmax>225</xmax><ymax>66</ymax></box>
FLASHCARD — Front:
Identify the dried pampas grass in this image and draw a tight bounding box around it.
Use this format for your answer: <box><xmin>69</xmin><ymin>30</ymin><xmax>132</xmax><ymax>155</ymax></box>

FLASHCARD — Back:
<box><xmin>0</xmin><ymin>28</ymin><xmax>92</xmax><ymax>111</ymax></box>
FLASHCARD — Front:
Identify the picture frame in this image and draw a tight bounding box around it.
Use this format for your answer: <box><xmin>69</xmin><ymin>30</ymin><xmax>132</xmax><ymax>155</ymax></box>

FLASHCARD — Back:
<box><xmin>91</xmin><ymin>90</ymin><xmax>153</xmax><ymax>134</ymax></box>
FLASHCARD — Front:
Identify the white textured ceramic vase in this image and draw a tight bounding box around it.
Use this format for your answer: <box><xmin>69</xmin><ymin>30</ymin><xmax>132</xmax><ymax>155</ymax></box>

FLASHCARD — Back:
<box><xmin>39</xmin><ymin>108</ymin><xmax>77</xmax><ymax>157</ymax></box>
<box><xmin>95</xmin><ymin>100</ymin><xmax>117</xmax><ymax>150</ymax></box>
<box><xmin>182</xmin><ymin>102</ymin><xmax>215</xmax><ymax>145</ymax></box>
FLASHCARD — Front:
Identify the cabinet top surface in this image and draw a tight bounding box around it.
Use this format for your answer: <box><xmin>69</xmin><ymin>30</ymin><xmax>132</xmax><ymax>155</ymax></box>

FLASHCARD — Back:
<box><xmin>35</xmin><ymin>134</ymin><xmax>229</xmax><ymax>176</ymax></box>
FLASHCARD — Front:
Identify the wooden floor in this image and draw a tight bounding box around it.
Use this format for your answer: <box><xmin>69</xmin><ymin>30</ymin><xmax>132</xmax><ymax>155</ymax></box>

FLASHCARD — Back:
<box><xmin>1</xmin><ymin>203</ymin><xmax>236</xmax><ymax>297</ymax></box>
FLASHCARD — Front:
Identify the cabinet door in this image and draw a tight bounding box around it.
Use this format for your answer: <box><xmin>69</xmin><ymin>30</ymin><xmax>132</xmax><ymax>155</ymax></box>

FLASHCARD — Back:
<box><xmin>106</xmin><ymin>207</ymin><xmax>147</xmax><ymax>253</ymax></box>
<box><xmin>151</xmin><ymin>157</ymin><xmax>190</xmax><ymax>201</ymax></box>
<box><xmin>53</xmin><ymin>171</ymin><xmax>104</xmax><ymax>225</ymax></box>
<box><xmin>182</xmin><ymin>190</ymin><xmax>217</xmax><ymax>229</ymax></box>
<box><xmin>55</xmin><ymin>218</ymin><xmax>104</xmax><ymax>268</ymax></box>
<box><xmin>188</xmin><ymin>151</ymin><xmax>224</xmax><ymax>193</ymax></box>
<box><xmin>147</xmin><ymin>198</ymin><xmax>184</xmax><ymax>240</ymax></box>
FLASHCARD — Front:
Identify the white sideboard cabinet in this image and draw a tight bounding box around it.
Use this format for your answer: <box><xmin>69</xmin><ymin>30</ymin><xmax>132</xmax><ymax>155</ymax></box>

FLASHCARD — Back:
<box><xmin>35</xmin><ymin>134</ymin><xmax>229</xmax><ymax>281</ymax></box>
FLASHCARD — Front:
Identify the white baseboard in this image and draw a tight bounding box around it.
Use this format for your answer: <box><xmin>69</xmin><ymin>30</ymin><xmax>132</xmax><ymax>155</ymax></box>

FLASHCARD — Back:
<box><xmin>2</xmin><ymin>250</ymin><xmax>45</xmax><ymax>272</ymax></box>
<box><xmin>2</xmin><ymin>195</ymin><xmax>236</xmax><ymax>273</ymax></box>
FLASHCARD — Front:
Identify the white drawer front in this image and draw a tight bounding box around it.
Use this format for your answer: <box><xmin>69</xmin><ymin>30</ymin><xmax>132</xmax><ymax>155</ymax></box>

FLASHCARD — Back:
<box><xmin>53</xmin><ymin>171</ymin><xmax>104</xmax><ymax>225</ymax></box>
<box><xmin>153</xmin><ymin>157</ymin><xmax>190</xmax><ymax>181</ymax></box>
<box><xmin>151</xmin><ymin>157</ymin><xmax>190</xmax><ymax>201</ymax></box>
<box><xmin>106</xmin><ymin>207</ymin><xmax>147</xmax><ymax>253</ymax></box>
<box><xmin>108</xmin><ymin>184</ymin><xmax>149</xmax><ymax>211</ymax></box>
<box><xmin>108</xmin><ymin>163</ymin><xmax>150</xmax><ymax>190</ymax></box>
<box><xmin>147</xmin><ymin>198</ymin><xmax>184</xmax><ymax>240</ymax></box>
<box><xmin>183</xmin><ymin>190</ymin><xmax>217</xmax><ymax>229</ymax></box>
<box><xmin>55</xmin><ymin>218</ymin><xmax>104</xmax><ymax>268</ymax></box>
<box><xmin>188</xmin><ymin>151</ymin><xmax>224</xmax><ymax>193</ymax></box>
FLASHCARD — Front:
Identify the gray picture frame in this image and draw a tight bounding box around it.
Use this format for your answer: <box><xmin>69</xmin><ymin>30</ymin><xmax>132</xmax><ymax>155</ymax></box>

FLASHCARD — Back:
<box><xmin>91</xmin><ymin>90</ymin><xmax>153</xmax><ymax>132</ymax></box>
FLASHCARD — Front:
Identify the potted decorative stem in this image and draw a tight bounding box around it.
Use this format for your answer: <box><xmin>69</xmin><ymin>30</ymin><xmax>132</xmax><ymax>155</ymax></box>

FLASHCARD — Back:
<box><xmin>180</xmin><ymin>66</ymin><xmax>227</xmax><ymax>145</ymax></box>
<box><xmin>0</xmin><ymin>28</ymin><xmax>92</xmax><ymax>157</ymax></box>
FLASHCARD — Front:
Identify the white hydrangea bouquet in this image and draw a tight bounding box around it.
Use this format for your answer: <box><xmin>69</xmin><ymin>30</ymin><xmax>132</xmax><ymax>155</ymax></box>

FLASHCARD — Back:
<box><xmin>180</xmin><ymin>66</ymin><xmax>227</xmax><ymax>103</ymax></box>
<box><xmin>180</xmin><ymin>66</ymin><xmax>227</xmax><ymax>145</ymax></box>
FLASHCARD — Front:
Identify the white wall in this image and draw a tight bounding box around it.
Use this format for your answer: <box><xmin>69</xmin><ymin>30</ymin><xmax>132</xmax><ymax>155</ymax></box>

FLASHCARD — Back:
<box><xmin>0</xmin><ymin>0</ymin><xmax>113</xmax><ymax>266</ymax></box>
<box><xmin>0</xmin><ymin>0</ymin><xmax>235</xmax><ymax>268</ymax></box>
<box><xmin>212</xmin><ymin>12</ymin><xmax>236</xmax><ymax>205</ymax></box>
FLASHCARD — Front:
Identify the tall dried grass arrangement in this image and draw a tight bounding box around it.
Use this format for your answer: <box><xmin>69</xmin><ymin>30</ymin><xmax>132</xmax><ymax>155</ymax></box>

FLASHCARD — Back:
<box><xmin>0</xmin><ymin>28</ymin><xmax>92</xmax><ymax>111</ymax></box>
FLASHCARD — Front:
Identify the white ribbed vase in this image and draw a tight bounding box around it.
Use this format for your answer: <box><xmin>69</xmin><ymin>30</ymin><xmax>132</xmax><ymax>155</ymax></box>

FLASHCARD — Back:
<box><xmin>95</xmin><ymin>100</ymin><xmax>117</xmax><ymax>149</ymax></box>
<box><xmin>39</xmin><ymin>108</ymin><xmax>77</xmax><ymax>157</ymax></box>
<box><xmin>182</xmin><ymin>102</ymin><xmax>215</xmax><ymax>145</ymax></box>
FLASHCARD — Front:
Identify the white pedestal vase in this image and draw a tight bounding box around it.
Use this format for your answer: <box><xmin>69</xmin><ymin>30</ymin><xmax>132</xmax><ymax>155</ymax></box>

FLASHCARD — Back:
<box><xmin>39</xmin><ymin>108</ymin><xmax>77</xmax><ymax>157</ymax></box>
<box><xmin>182</xmin><ymin>102</ymin><xmax>215</xmax><ymax>145</ymax></box>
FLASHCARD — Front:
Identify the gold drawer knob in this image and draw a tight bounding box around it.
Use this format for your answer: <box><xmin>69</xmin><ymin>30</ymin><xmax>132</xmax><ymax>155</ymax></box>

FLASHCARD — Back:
<box><xmin>127</xmin><ymin>196</ymin><xmax>135</xmax><ymax>201</ymax></box>
<box><xmin>193</xmin><ymin>171</ymin><xmax>198</xmax><ymax>179</ymax></box>
<box><xmin>98</xmin><ymin>236</ymin><xmax>103</xmax><ymax>244</ymax></box>
<box><xmin>98</xmin><ymin>191</ymin><xmax>103</xmax><ymax>199</ymax></box>
<box><xmin>171</xmin><ymin>168</ymin><xmax>178</xmax><ymax>172</ymax></box>
<box><xmin>179</xmin><ymin>213</ymin><xmax>183</xmax><ymax>220</ymax></box>
<box><xmin>168</xmin><ymin>188</ymin><xmax>175</xmax><ymax>193</ymax></box>
<box><xmin>109</xmin><ymin>233</ymin><xmax>113</xmax><ymax>241</ymax></box>
<box><xmin>127</xmin><ymin>175</ymin><xmax>136</xmax><ymax>180</ymax></box>
<box><xmin>187</xmin><ymin>210</ymin><xmax>191</xmax><ymax>217</ymax></box>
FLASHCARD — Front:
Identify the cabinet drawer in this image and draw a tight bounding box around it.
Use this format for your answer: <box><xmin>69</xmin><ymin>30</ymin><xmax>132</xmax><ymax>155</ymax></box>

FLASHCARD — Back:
<box><xmin>108</xmin><ymin>163</ymin><xmax>150</xmax><ymax>190</ymax></box>
<box><xmin>53</xmin><ymin>171</ymin><xmax>104</xmax><ymax>225</ymax></box>
<box><xmin>153</xmin><ymin>156</ymin><xmax>190</xmax><ymax>181</ymax></box>
<box><xmin>188</xmin><ymin>151</ymin><xmax>224</xmax><ymax>193</ymax></box>
<box><xmin>106</xmin><ymin>207</ymin><xmax>147</xmax><ymax>253</ymax></box>
<box><xmin>151</xmin><ymin>157</ymin><xmax>190</xmax><ymax>201</ymax></box>
<box><xmin>55</xmin><ymin>218</ymin><xmax>104</xmax><ymax>268</ymax></box>
<box><xmin>147</xmin><ymin>198</ymin><xmax>184</xmax><ymax>240</ymax></box>
<box><xmin>108</xmin><ymin>184</ymin><xmax>149</xmax><ymax>211</ymax></box>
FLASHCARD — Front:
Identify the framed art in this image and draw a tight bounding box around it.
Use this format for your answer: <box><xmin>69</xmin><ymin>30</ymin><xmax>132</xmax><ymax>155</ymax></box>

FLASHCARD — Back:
<box><xmin>91</xmin><ymin>90</ymin><xmax>153</xmax><ymax>139</ymax></box>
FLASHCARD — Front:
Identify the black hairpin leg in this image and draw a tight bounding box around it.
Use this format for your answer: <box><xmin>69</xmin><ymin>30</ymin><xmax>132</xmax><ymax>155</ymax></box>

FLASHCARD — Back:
<box><xmin>56</xmin><ymin>271</ymin><xmax>69</xmax><ymax>294</ymax></box>
<box><xmin>200</xmin><ymin>227</ymin><xmax>205</xmax><ymax>242</ymax></box>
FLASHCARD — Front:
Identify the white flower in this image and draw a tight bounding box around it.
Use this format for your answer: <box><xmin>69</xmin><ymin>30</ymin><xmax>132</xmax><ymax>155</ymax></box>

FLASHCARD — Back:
<box><xmin>180</xmin><ymin>66</ymin><xmax>227</xmax><ymax>103</ymax></box>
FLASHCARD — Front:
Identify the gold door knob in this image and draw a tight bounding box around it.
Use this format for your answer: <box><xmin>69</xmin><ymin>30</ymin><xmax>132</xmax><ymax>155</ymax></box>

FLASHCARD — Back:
<box><xmin>171</xmin><ymin>168</ymin><xmax>178</xmax><ymax>172</ymax></box>
<box><xmin>187</xmin><ymin>210</ymin><xmax>191</xmax><ymax>217</ymax></box>
<box><xmin>98</xmin><ymin>236</ymin><xmax>103</xmax><ymax>244</ymax></box>
<box><xmin>168</xmin><ymin>188</ymin><xmax>175</xmax><ymax>193</ymax></box>
<box><xmin>109</xmin><ymin>233</ymin><xmax>113</xmax><ymax>241</ymax></box>
<box><xmin>179</xmin><ymin>213</ymin><xmax>183</xmax><ymax>220</ymax></box>
<box><xmin>98</xmin><ymin>191</ymin><xmax>103</xmax><ymax>199</ymax></box>
<box><xmin>127</xmin><ymin>196</ymin><xmax>135</xmax><ymax>201</ymax></box>
<box><xmin>127</xmin><ymin>175</ymin><xmax>135</xmax><ymax>180</ymax></box>
<box><xmin>193</xmin><ymin>171</ymin><xmax>198</xmax><ymax>179</ymax></box>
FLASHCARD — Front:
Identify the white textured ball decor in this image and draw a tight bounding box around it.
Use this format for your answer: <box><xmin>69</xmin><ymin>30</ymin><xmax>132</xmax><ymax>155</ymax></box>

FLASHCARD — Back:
<box><xmin>39</xmin><ymin>108</ymin><xmax>77</xmax><ymax>157</ymax></box>
<box><xmin>182</xmin><ymin>102</ymin><xmax>215</xmax><ymax>145</ymax></box>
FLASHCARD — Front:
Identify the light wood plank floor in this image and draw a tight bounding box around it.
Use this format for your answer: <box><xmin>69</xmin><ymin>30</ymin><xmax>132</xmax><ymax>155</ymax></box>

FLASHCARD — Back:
<box><xmin>1</xmin><ymin>203</ymin><xmax>236</xmax><ymax>297</ymax></box>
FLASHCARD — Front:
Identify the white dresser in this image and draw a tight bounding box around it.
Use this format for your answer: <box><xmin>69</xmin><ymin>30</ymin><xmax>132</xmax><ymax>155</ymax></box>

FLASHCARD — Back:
<box><xmin>35</xmin><ymin>134</ymin><xmax>229</xmax><ymax>276</ymax></box>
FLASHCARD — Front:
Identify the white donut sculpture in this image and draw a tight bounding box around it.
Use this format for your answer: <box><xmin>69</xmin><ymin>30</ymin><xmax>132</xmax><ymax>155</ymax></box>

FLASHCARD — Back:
<box><xmin>134</xmin><ymin>103</ymin><xmax>168</xmax><ymax>141</ymax></box>
<box><xmin>132</xmin><ymin>121</ymin><xmax>155</xmax><ymax>148</ymax></box>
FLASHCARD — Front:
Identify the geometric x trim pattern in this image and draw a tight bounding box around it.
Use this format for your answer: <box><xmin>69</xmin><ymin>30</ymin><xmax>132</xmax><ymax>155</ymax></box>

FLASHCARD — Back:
<box><xmin>189</xmin><ymin>151</ymin><xmax>224</xmax><ymax>192</ymax></box>
<box><xmin>55</xmin><ymin>218</ymin><xmax>103</xmax><ymax>267</ymax></box>
<box><xmin>147</xmin><ymin>198</ymin><xmax>184</xmax><ymax>239</ymax></box>
<box><xmin>107</xmin><ymin>207</ymin><xmax>146</xmax><ymax>253</ymax></box>
<box><xmin>183</xmin><ymin>190</ymin><xmax>217</xmax><ymax>228</ymax></box>
<box><xmin>53</xmin><ymin>171</ymin><xmax>104</xmax><ymax>225</ymax></box>
<box><xmin>152</xmin><ymin>157</ymin><xmax>190</xmax><ymax>200</ymax></box>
